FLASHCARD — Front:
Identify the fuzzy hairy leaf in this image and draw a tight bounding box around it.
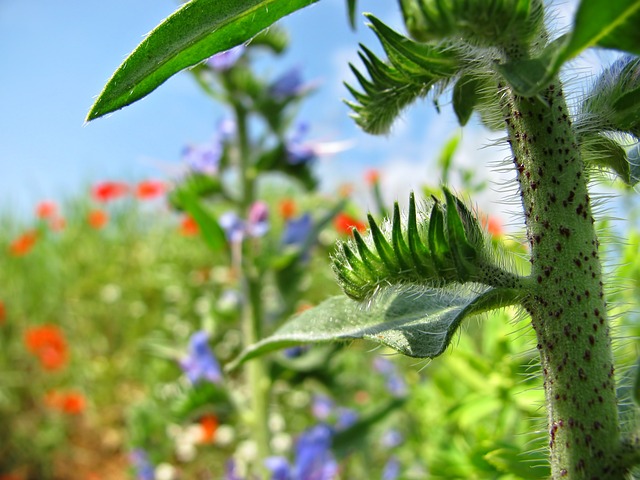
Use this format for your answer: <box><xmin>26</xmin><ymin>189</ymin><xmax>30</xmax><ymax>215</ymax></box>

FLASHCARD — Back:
<box><xmin>581</xmin><ymin>134</ymin><xmax>633</xmax><ymax>185</ymax></box>
<box><xmin>227</xmin><ymin>286</ymin><xmax>520</xmax><ymax>369</ymax></box>
<box><xmin>87</xmin><ymin>0</ymin><xmax>317</xmax><ymax>121</ymax></box>
<box><xmin>580</xmin><ymin>55</ymin><xmax>640</xmax><ymax>139</ymax></box>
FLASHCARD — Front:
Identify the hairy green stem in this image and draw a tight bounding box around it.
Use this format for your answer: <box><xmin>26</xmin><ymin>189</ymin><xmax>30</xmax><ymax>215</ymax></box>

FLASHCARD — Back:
<box><xmin>234</xmin><ymin>103</ymin><xmax>271</xmax><ymax>469</ymax></box>
<box><xmin>503</xmin><ymin>80</ymin><xmax>625</xmax><ymax>478</ymax></box>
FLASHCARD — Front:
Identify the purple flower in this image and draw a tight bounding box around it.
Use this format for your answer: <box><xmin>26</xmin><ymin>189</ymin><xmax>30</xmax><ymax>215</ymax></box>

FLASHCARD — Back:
<box><xmin>130</xmin><ymin>449</ymin><xmax>155</xmax><ymax>480</ymax></box>
<box><xmin>248</xmin><ymin>201</ymin><xmax>270</xmax><ymax>237</ymax></box>
<box><xmin>266</xmin><ymin>424</ymin><xmax>338</xmax><ymax>480</ymax></box>
<box><xmin>282</xmin><ymin>214</ymin><xmax>313</xmax><ymax>246</ymax></box>
<box><xmin>219</xmin><ymin>202</ymin><xmax>270</xmax><ymax>244</ymax></box>
<box><xmin>219</xmin><ymin>212</ymin><xmax>246</xmax><ymax>243</ymax></box>
<box><xmin>286</xmin><ymin>122</ymin><xmax>318</xmax><ymax>165</ymax></box>
<box><xmin>225</xmin><ymin>459</ymin><xmax>244</xmax><ymax>480</ymax></box>
<box><xmin>182</xmin><ymin>141</ymin><xmax>222</xmax><ymax>176</ymax></box>
<box><xmin>312</xmin><ymin>395</ymin><xmax>334</xmax><ymax>421</ymax></box>
<box><xmin>269</xmin><ymin>67</ymin><xmax>308</xmax><ymax>99</ymax></box>
<box><xmin>335</xmin><ymin>408</ymin><xmax>358</xmax><ymax>431</ymax></box>
<box><xmin>381</xmin><ymin>429</ymin><xmax>404</xmax><ymax>449</ymax></box>
<box><xmin>207</xmin><ymin>45</ymin><xmax>245</xmax><ymax>71</ymax></box>
<box><xmin>264</xmin><ymin>457</ymin><xmax>291</xmax><ymax>480</ymax></box>
<box><xmin>382</xmin><ymin>456</ymin><xmax>401</xmax><ymax>480</ymax></box>
<box><xmin>182</xmin><ymin>119</ymin><xmax>235</xmax><ymax>176</ymax></box>
<box><xmin>294</xmin><ymin>424</ymin><xmax>337</xmax><ymax>480</ymax></box>
<box><xmin>373</xmin><ymin>356</ymin><xmax>407</xmax><ymax>398</ymax></box>
<box><xmin>179</xmin><ymin>331</ymin><xmax>222</xmax><ymax>384</ymax></box>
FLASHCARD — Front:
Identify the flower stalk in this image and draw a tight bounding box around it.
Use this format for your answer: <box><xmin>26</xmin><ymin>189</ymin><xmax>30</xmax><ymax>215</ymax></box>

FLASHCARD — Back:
<box><xmin>233</xmin><ymin>100</ymin><xmax>272</xmax><ymax>469</ymax></box>
<box><xmin>503</xmin><ymin>79</ymin><xmax>624</xmax><ymax>478</ymax></box>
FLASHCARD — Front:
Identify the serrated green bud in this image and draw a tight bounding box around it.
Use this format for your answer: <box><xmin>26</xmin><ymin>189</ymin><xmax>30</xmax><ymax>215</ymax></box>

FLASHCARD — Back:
<box><xmin>332</xmin><ymin>190</ymin><xmax>517</xmax><ymax>301</ymax></box>
<box><xmin>400</xmin><ymin>0</ymin><xmax>544</xmax><ymax>49</ymax></box>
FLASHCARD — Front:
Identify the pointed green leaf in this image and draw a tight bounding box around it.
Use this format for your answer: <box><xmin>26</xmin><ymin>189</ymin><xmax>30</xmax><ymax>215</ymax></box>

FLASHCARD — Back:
<box><xmin>227</xmin><ymin>286</ymin><xmax>520</xmax><ymax>370</ymax></box>
<box><xmin>346</xmin><ymin>0</ymin><xmax>358</xmax><ymax>29</ymax></box>
<box><xmin>87</xmin><ymin>0</ymin><xmax>318</xmax><ymax>121</ymax></box>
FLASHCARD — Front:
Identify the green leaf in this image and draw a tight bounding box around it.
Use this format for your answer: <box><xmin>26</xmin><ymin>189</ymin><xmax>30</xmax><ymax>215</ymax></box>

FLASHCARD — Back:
<box><xmin>227</xmin><ymin>286</ymin><xmax>520</xmax><ymax>370</ymax></box>
<box><xmin>87</xmin><ymin>0</ymin><xmax>318</xmax><ymax>121</ymax></box>
<box><xmin>173</xmin><ymin>189</ymin><xmax>227</xmax><ymax>253</ymax></box>
<box><xmin>346</xmin><ymin>0</ymin><xmax>358</xmax><ymax>29</ymax></box>
<box><xmin>580</xmin><ymin>56</ymin><xmax>640</xmax><ymax>139</ymax></box>
<box><xmin>564</xmin><ymin>0</ymin><xmax>640</xmax><ymax>60</ymax></box>
<box><xmin>498</xmin><ymin>1</ymin><xmax>640</xmax><ymax>96</ymax></box>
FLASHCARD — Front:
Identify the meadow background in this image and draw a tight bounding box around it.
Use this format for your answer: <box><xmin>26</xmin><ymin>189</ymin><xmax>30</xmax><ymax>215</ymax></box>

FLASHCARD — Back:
<box><xmin>2</xmin><ymin>1</ymin><xmax>640</xmax><ymax>479</ymax></box>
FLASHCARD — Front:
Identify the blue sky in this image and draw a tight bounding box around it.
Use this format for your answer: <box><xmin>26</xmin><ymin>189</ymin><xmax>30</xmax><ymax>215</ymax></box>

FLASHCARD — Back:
<box><xmin>0</xmin><ymin>0</ymin><xmax>471</xmax><ymax>218</ymax></box>
<box><xmin>2</xmin><ymin>0</ymin><xmax>615</xmax><ymax>229</ymax></box>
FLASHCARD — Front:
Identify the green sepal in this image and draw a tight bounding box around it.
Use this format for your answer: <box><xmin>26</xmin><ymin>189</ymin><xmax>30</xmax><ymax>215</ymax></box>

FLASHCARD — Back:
<box><xmin>352</xmin><ymin>229</ymin><xmax>385</xmax><ymax>274</ymax></box>
<box><xmin>391</xmin><ymin>202</ymin><xmax>413</xmax><ymax>271</ymax></box>
<box><xmin>367</xmin><ymin>214</ymin><xmax>399</xmax><ymax>271</ymax></box>
<box><xmin>444</xmin><ymin>188</ymin><xmax>478</xmax><ymax>281</ymax></box>
<box><xmin>227</xmin><ymin>286</ymin><xmax>521</xmax><ymax>370</ymax></box>
<box><xmin>407</xmin><ymin>193</ymin><xmax>433</xmax><ymax>277</ymax></box>
<box><xmin>365</xmin><ymin>14</ymin><xmax>460</xmax><ymax>79</ymax></box>
<box><xmin>86</xmin><ymin>0</ymin><xmax>318</xmax><ymax>120</ymax></box>
<box><xmin>428</xmin><ymin>201</ymin><xmax>455</xmax><ymax>279</ymax></box>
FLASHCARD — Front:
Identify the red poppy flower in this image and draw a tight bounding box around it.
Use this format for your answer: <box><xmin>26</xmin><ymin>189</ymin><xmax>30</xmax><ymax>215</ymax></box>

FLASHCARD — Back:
<box><xmin>364</xmin><ymin>169</ymin><xmax>380</xmax><ymax>185</ymax></box>
<box><xmin>87</xmin><ymin>210</ymin><xmax>108</xmax><ymax>229</ymax></box>
<box><xmin>278</xmin><ymin>198</ymin><xmax>296</xmax><ymax>220</ymax></box>
<box><xmin>49</xmin><ymin>216</ymin><xmax>66</xmax><ymax>232</ymax></box>
<box><xmin>199</xmin><ymin>414</ymin><xmax>218</xmax><ymax>443</ymax></box>
<box><xmin>25</xmin><ymin>325</ymin><xmax>68</xmax><ymax>371</ymax></box>
<box><xmin>9</xmin><ymin>231</ymin><xmax>38</xmax><ymax>256</ymax></box>
<box><xmin>36</xmin><ymin>200</ymin><xmax>57</xmax><ymax>219</ymax></box>
<box><xmin>334</xmin><ymin>213</ymin><xmax>367</xmax><ymax>236</ymax></box>
<box><xmin>481</xmin><ymin>214</ymin><xmax>504</xmax><ymax>238</ymax></box>
<box><xmin>0</xmin><ymin>301</ymin><xmax>5</xmax><ymax>325</ymax></box>
<box><xmin>91</xmin><ymin>181</ymin><xmax>129</xmax><ymax>203</ymax></box>
<box><xmin>179</xmin><ymin>215</ymin><xmax>199</xmax><ymax>236</ymax></box>
<box><xmin>136</xmin><ymin>180</ymin><xmax>166</xmax><ymax>200</ymax></box>
<box><xmin>45</xmin><ymin>390</ymin><xmax>85</xmax><ymax>415</ymax></box>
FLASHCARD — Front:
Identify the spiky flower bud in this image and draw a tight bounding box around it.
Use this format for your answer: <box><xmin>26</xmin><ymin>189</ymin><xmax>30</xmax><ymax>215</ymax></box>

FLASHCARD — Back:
<box><xmin>399</xmin><ymin>0</ymin><xmax>544</xmax><ymax>50</ymax></box>
<box><xmin>332</xmin><ymin>189</ymin><xmax>520</xmax><ymax>301</ymax></box>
